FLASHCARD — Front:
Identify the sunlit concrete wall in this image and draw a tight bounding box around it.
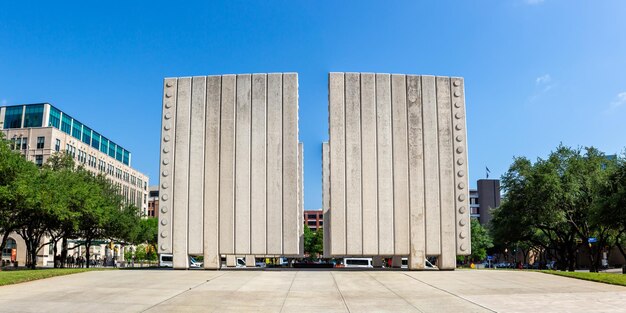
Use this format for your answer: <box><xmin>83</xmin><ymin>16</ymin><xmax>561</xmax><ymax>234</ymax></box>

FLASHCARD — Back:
<box><xmin>325</xmin><ymin>73</ymin><xmax>470</xmax><ymax>270</ymax></box>
<box><xmin>158</xmin><ymin>73</ymin><xmax>302</xmax><ymax>269</ymax></box>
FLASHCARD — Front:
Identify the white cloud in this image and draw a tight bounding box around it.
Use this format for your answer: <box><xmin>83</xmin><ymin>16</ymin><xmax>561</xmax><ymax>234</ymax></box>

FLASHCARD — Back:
<box><xmin>536</xmin><ymin>74</ymin><xmax>551</xmax><ymax>85</ymax></box>
<box><xmin>526</xmin><ymin>0</ymin><xmax>545</xmax><ymax>4</ymax></box>
<box><xmin>610</xmin><ymin>92</ymin><xmax>626</xmax><ymax>109</ymax></box>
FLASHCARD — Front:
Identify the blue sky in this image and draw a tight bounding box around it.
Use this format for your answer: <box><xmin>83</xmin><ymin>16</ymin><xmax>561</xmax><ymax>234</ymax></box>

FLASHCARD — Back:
<box><xmin>1</xmin><ymin>0</ymin><xmax>625</xmax><ymax>210</ymax></box>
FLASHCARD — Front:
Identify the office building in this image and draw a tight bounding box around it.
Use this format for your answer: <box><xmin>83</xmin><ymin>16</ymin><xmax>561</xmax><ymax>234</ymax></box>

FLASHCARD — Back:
<box><xmin>469</xmin><ymin>179</ymin><xmax>501</xmax><ymax>226</ymax></box>
<box><xmin>0</xmin><ymin>103</ymin><xmax>149</xmax><ymax>266</ymax></box>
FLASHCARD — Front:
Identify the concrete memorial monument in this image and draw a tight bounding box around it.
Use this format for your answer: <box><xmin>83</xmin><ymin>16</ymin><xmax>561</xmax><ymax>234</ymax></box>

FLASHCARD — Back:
<box><xmin>159</xmin><ymin>73</ymin><xmax>303</xmax><ymax>269</ymax></box>
<box><xmin>323</xmin><ymin>73</ymin><xmax>471</xmax><ymax>270</ymax></box>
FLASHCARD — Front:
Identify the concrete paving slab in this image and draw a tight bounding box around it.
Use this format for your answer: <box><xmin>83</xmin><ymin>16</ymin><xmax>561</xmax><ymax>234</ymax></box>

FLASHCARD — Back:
<box><xmin>0</xmin><ymin>270</ymin><xmax>624</xmax><ymax>312</ymax></box>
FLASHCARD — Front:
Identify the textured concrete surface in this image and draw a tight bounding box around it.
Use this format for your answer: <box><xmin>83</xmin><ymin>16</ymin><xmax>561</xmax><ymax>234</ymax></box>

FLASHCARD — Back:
<box><xmin>160</xmin><ymin>73</ymin><xmax>301</xmax><ymax>268</ymax></box>
<box><xmin>1</xmin><ymin>270</ymin><xmax>625</xmax><ymax>313</ymax></box>
<box><xmin>326</xmin><ymin>73</ymin><xmax>470</xmax><ymax>269</ymax></box>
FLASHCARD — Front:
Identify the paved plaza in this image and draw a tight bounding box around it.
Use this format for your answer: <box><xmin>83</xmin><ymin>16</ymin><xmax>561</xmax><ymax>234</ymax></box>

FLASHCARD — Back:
<box><xmin>0</xmin><ymin>269</ymin><xmax>625</xmax><ymax>312</ymax></box>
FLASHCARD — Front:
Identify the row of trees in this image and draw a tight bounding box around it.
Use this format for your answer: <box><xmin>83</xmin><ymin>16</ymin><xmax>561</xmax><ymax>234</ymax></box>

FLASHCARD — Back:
<box><xmin>0</xmin><ymin>133</ymin><xmax>156</xmax><ymax>268</ymax></box>
<box><xmin>491</xmin><ymin>145</ymin><xmax>626</xmax><ymax>272</ymax></box>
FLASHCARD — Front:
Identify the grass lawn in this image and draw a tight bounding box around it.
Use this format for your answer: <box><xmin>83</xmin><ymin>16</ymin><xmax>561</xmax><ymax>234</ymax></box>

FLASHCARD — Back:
<box><xmin>0</xmin><ymin>268</ymin><xmax>110</xmax><ymax>287</ymax></box>
<box><xmin>541</xmin><ymin>270</ymin><xmax>626</xmax><ymax>287</ymax></box>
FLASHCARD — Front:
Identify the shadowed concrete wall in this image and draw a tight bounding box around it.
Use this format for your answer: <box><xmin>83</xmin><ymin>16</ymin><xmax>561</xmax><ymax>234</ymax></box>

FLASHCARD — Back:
<box><xmin>159</xmin><ymin>73</ymin><xmax>302</xmax><ymax>269</ymax></box>
<box><xmin>325</xmin><ymin>72</ymin><xmax>470</xmax><ymax>270</ymax></box>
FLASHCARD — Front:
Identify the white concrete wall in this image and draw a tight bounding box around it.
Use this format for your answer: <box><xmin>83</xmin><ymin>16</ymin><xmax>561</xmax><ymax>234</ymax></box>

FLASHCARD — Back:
<box><xmin>326</xmin><ymin>73</ymin><xmax>470</xmax><ymax>269</ymax></box>
<box><xmin>159</xmin><ymin>73</ymin><xmax>302</xmax><ymax>269</ymax></box>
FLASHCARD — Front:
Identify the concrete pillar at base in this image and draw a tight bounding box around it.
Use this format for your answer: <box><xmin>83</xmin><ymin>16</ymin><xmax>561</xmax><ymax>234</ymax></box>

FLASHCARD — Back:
<box><xmin>392</xmin><ymin>256</ymin><xmax>402</xmax><ymax>268</ymax></box>
<box><xmin>226</xmin><ymin>255</ymin><xmax>236</xmax><ymax>267</ymax></box>
<box><xmin>245</xmin><ymin>255</ymin><xmax>255</xmax><ymax>267</ymax></box>
<box><xmin>372</xmin><ymin>256</ymin><xmax>383</xmax><ymax>268</ymax></box>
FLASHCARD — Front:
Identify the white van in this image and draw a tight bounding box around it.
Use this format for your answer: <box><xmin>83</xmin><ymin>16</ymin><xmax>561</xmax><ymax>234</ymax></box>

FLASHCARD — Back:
<box><xmin>159</xmin><ymin>254</ymin><xmax>173</xmax><ymax>267</ymax></box>
<box><xmin>159</xmin><ymin>254</ymin><xmax>203</xmax><ymax>268</ymax></box>
<box><xmin>344</xmin><ymin>258</ymin><xmax>373</xmax><ymax>268</ymax></box>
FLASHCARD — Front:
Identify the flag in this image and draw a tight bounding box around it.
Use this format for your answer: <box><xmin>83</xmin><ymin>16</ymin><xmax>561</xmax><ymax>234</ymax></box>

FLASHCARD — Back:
<box><xmin>486</xmin><ymin>167</ymin><xmax>491</xmax><ymax>178</ymax></box>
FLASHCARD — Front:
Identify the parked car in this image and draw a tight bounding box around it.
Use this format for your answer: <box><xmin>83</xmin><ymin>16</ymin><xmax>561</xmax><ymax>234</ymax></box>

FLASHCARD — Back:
<box><xmin>158</xmin><ymin>254</ymin><xmax>203</xmax><ymax>268</ymax></box>
<box><xmin>344</xmin><ymin>258</ymin><xmax>373</xmax><ymax>268</ymax></box>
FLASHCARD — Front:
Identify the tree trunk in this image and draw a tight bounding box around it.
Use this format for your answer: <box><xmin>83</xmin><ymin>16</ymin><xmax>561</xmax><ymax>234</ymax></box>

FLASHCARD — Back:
<box><xmin>85</xmin><ymin>240</ymin><xmax>91</xmax><ymax>269</ymax></box>
<box><xmin>52</xmin><ymin>240</ymin><xmax>58</xmax><ymax>268</ymax></box>
<box><xmin>60</xmin><ymin>237</ymin><xmax>68</xmax><ymax>268</ymax></box>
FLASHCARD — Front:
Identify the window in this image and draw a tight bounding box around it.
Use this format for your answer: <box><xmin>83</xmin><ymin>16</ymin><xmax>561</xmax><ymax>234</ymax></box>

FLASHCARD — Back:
<box><xmin>123</xmin><ymin>150</ymin><xmax>130</xmax><ymax>165</ymax></box>
<box><xmin>55</xmin><ymin>139</ymin><xmax>60</xmax><ymax>152</ymax></box>
<box><xmin>65</xmin><ymin>144</ymin><xmax>76</xmax><ymax>158</ymax></box>
<box><xmin>100</xmin><ymin>137</ymin><xmax>109</xmax><ymax>154</ymax></box>
<box><xmin>35</xmin><ymin>155</ymin><xmax>43</xmax><ymax>167</ymax></box>
<box><xmin>116</xmin><ymin>145</ymin><xmax>123</xmax><ymax>162</ymax></box>
<box><xmin>307</xmin><ymin>214</ymin><xmax>318</xmax><ymax>219</ymax></box>
<box><xmin>1</xmin><ymin>238</ymin><xmax>16</xmax><ymax>259</ymax></box>
<box><xmin>108</xmin><ymin>142</ymin><xmax>116</xmax><ymax>158</ymax></box>
<box><xmin>36</xmin><ymin>137</ymin><xmax>45</xmax><ymax>149</ymax></box>
<box><xmin>23</xmin><ymin>104</ymin><xmax>44</xmax><ymax>127</ymax></box>
<box><xmin>21</xmin><ymin>137</ymin><xmax>27</xmax><ymax>150</ymax></box>
<box><xmin>82</xmin><ymin>126</ymin><xmax>91</xmax><ymax>145</ymax></box>
<box><xmin>91</xmin><ymin>132</ymin><xmax>101</xmax><ymax>150</ymax></box>
<box><xmin>49</xmin><ymin>106</ymin><xmax>61</xmax><ymax>128</ymax></box>
<box><xmin>61</xmin><ymin>114</ymin><xmax>72</xmax><ymax>134</ymax></box>
<box><xmin>3</xmin><ymin>106</ymin><xmax>23</xmax><ymax>129</ymax></box>
<box><xmin>71</xmin><ymin>120</ymin><xmax>82</xmax><ymax>140</ymax></box>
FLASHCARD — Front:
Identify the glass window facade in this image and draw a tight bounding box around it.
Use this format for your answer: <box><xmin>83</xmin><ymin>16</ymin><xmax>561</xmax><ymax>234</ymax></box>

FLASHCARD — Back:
<box><xmin>108</xmin><ymin>142</ymin><xmax>116</xmax><ymax>158</ymax></box>
<box><xmin>100</xmin><ymin>137</ymin><xmax>109</xmax><ymax>154</ymax></box>
<box><xmin>122</xmin><ymin>150</ymin><xmax>130</xmax><ymax>165</ymax></box>
<box><xmin>49</xmin><ymin>106</ymin><xmax>61</xmax><ymax>128</ymax></box>
<box><xmin>82</xmin><ymin>126</ymin><xmax>91</xmax><ymax>145</ymax></box>
<box><xmin>116</xmin><ymin>145</ymin><xmax>123</xmax><ymax>162</ymax></box>
<box><xmin>91</xmin><ymin>132</ymin><xmax>101</xmax><ymax>150</ymax></box>
<box><xmin>23</xmin><ymin>104</ymin><xmax>44</xmax><ymax>127</ymax></box>
<box><xmin>4</xmin><ymin>106</ymin><xmax>23</xmax><ymax>129</ymax></box>
<box><xmin>5</xmin><ymin>104</ymin><xmax>133</xmax><ymax>167</ymax></box>
<box><xmin>61</xmin><ymin>114</ymin><xmax>72</xmax><ymax>134</ymax></box>
<box><xmin>71</xmin><ymin>120</ymin><xmax>82</xmax><ymax>140</ymax></box>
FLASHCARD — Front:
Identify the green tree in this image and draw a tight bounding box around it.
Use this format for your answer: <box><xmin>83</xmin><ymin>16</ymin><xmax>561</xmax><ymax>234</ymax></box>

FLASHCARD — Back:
<box><xmin>596</xmin><ymin>156</ymin><xmax>626</xmax><ymax>262</ymax></box>
<box><xmin>0</xmin><ymin>133</ymin><xmax>38</xmax><ymax>260</ymax></box>
<box><xmin>491</xmin><ymin>145</ymin><xmax>621</xmax><ymax>271</ymax></box>
<box><xmin>303</xmin><ymin>225</ymin><xmax>323</xmax><ymax>259</ymax></box>
<box><xmin>470</xmin><ymin>219</ymin><xmax>493</xmax><ymax>262</ymax></box>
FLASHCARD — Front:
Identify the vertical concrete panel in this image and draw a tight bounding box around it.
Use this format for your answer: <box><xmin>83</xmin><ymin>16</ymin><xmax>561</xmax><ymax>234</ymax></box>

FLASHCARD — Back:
<box><xmin>282</xmin><ymin>73</ymin><xmax>299</xmax><ymax>255</ymax></box>
<box><xmin>344</xmin><ymin>73</ymin><xmax>362</xmax><ymax>255</ymax></box>
<box><xmin>235</xmin><ymin>74</ymin><xmax>252</xmax><ymax>255</ymax></box>
<box><xmin>436</xmin><ymin>77</ymin><xmax>456</xmax><ymax>269</ymax></box>
<box><xmin>407</xmin><ymin>75</ymin><xmax>426</xmax><ymax>269</ymax></box>
<box><xmin>360</xmin><ymin>73</ymin><xmax>378</xmax><ymax>255</ymax></box>
<box><xmin>219</xmin><ymin>75</ymin><xmax>236</xmax><ymax>255</ymax></box>
<box><xmin>159</xmin><ymin>78</ymin><xmax>177</xmax><ymax>254</ymax></box>
<box><xmin>329</xmin><ymin>72</ymin><xmax>346</xmax><ymax>255</ymax></box>
<box><xmin>298</xmin><ymin>143</ymin><xmax>304</xmax><ymax>256</ymax></box>
<box><xmin>376</xmin><ymin>74</ymin><xmax>394</xmax><ymax>255</ymax></box>
<box><xmin>266</xmin><ymin>74</ymin><xmax>283</xmax><ymax>255</ymax></box>
<box><xmin>451</xmin><ymin>78</ymin><xmax>471</xmax><ymax>256</ymax></box>
<box><xmin>251</xmin><ymin>74</ymin><xmax>267</xmax><ymax>255</ymax></box>
<box><xmin>173</xmin><ymin>77</ymin><xmax>191</xmax><ymax>269</ymax></box>
<box><xmin>391</xmin><ymin>74</ymin><xmax>410</xmax><ymax>255</ymax></box>
<box><xmin>421</xmin><ymin>75</ymin><xmax>441</xmax><ymax>256</ymax></box>
<box><xmin>188</xmin><ymin>76</ymin><xmax>206</xmax><ymax>256</ymax></box>
<box><xmin>322</xmin><ymin>142</ymin><xmax>331</xmax><ymax>257</ymax></box>
<box><xmin>204</xmin><ymin>76</ymin><xmax>221</xmax><ymax>269</ymax></box>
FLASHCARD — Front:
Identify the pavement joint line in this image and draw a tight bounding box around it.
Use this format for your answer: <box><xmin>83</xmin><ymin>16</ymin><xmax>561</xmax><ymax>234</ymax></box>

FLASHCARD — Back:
<box><xmin>210</xmin><ymin>271</ymin><xmax>262</xmax><ymax>312</ymax></box>
<box><xmin>330</xmin><ymin>271</ymin><xmax>351</xmax><ymax>313</ymax></box>
<box><xmin>279</xmin><ymin>271</ymin><xmax>298</xmax><ymax>313</ymax></box>
<box><xmin>367</xmin><ymin>272</ymin><xmax>424</xmax><ymax>313</ymax></box>
<box><xmin>402</xmin><ymin>273</ymin><xmax>497</xmax><ymax>313</ymax></box>
<box><xmin>139</xmin><ymin>272</ymin><xmax>227</xmax><ymax>312</ymax></box>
